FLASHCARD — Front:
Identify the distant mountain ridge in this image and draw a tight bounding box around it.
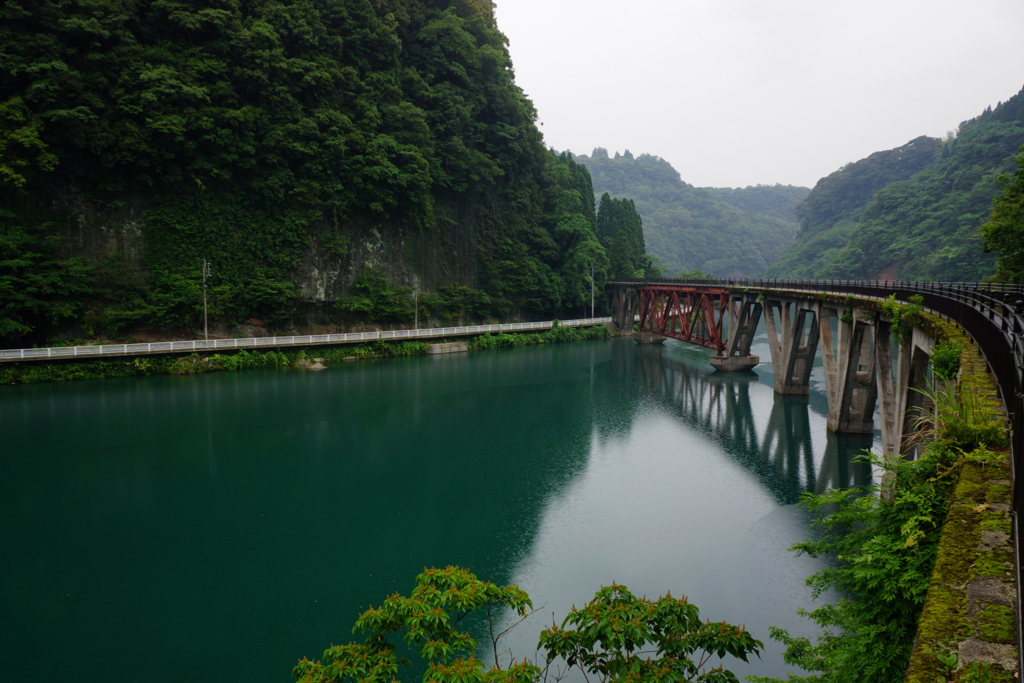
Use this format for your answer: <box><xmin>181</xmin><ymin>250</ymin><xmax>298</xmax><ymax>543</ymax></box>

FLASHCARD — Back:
<box><xmin>574</xmin><ymin>150</ymin><xmax>809</xmax><ymax>278</ymax></box>
<box><xmin>767</xmin><ymin>87</ymin><xmax>1024</xmax><ymax>281</ymax></box>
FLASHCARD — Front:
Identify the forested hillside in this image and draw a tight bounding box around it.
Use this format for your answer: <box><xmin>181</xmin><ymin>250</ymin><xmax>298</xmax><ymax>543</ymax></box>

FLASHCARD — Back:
<box><xmin>576</xmin><ymin>150</ymin><xmax>804</xmax><ymax>278</ymax></box>
<box><xmin>0</xmin><ymin>0</ymin><xmax>622</xmax><ymax>345</ymax></box>
<box><xmin>767</xmin><ymin>88</ymin><xmax>1024</xmax><ymax>280</ymax></box>
<box><xmin>702</xmin><ymin>184</ymin><xmax>809</xmax><ymax>223</ymax></box>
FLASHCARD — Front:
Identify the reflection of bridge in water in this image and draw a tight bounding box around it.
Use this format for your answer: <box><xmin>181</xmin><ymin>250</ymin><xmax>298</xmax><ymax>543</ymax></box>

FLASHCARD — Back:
<box><xmin>630</xmin><ymin>346</ymin><xmax>873</xmax><ymax>505</ymax></box>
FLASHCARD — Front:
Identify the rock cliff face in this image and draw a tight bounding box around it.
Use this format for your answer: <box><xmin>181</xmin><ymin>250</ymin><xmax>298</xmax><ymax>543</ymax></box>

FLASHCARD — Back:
<box><xmin>49</xmin><ymin>183</ymin><xmax>491</xmax><ymax>301</ymax></box>
<box><xmin>52</xmin><ymin>187</ymin><xmax>147</xmax><ymax>269</ymax></box>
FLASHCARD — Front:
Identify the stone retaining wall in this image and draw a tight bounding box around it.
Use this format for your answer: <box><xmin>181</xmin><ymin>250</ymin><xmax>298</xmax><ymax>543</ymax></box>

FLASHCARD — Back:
<box><xmin>905</xmin><ymin>325</ymin><xmax>1018</xmax><ymax>683</ymax></box>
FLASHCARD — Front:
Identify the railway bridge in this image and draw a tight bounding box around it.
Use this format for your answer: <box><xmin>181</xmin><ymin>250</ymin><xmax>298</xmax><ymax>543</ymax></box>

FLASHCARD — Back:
<box><xmin>609</xmin><ymin>276</ymin><xmax>1024</xmax><ymax>669</ymax></box>
<box><xmin>609</xmin><ymin>278</ymin><xmax>1021</xmax><ymax>455</ymax></box>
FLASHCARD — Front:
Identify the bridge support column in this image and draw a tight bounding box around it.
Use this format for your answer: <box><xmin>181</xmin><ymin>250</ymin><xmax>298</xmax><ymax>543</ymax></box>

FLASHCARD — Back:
<box><xmin>897</xmin><ymin>327</ymin><xmax>935</xmax><ymax>457</ymax></box>
<box><xmin>875</xmin><ymin>320</ymin><xmax>900</xmax><ymax>458</ymax></box>
<box><xmin>764</xmin><ymin>298</ymin><xmax>820</xmax><ymax>394</ymax></box>
<box><xmin>712</xmin><ymin>294</ymin><xmax>762</xmax><ymax>371</ymax></box>
<box><xmin>725</xmin><ymin>294</ymin><xmax>763</xmax><ymax>357</ymax></box>
<box><xmin>821</xmin><ymin>306</ymin><xmax>878</xmax><ymax>434</ymax></box>
<box><xmin>610</xmin><ymin>285</ymin><xmax>639</xmax><ymax>334</ymax></box>
<box><xmin>876</xmin><ymin>320</ymin><xmax>937</xmax><ymax>494</ymax></box>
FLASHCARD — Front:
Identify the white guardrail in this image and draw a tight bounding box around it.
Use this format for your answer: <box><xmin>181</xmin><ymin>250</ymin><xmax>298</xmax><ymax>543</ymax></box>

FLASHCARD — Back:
<box><xmin>0</xmin><ymin>317</ymin><xmax>614</xmax><ymax>362</ymax></box>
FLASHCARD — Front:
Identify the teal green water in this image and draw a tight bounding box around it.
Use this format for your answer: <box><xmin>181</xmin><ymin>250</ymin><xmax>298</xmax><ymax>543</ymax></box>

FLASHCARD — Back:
<box><xmin>0</xmin><ymin>337</ymin><xmax>873</xmax><ymax>681</ymax></box>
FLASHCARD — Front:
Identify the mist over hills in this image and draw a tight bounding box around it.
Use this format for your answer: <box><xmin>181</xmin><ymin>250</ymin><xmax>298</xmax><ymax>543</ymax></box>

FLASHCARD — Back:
<box><xmin>574</xmin><ymin>149</ymin><xmax>808</xmax><ymax>278</ymax></box>
<box><xmin>581</xmin><ymin>84</ymin><xmax>1023</xmax><ymax>283</ymax></box>
<box><xmin>701</xmin><ymin>185</ymin><xmax>810</xmax><ymax>224</ymax></box>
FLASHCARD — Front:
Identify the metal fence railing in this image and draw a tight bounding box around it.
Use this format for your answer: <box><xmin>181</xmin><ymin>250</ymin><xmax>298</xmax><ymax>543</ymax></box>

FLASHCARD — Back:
<box><xmin>0</xmin><ymin>317</ymin><xmax>613</xmax><ymax>363</ymax></box>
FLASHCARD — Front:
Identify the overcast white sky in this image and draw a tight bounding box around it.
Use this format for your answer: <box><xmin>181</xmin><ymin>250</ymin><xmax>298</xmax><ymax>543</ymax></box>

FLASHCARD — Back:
<box><xmin>494</xmin><ymin>0</ymin><xmax>1024</xmax><ymax>189</ymax></box>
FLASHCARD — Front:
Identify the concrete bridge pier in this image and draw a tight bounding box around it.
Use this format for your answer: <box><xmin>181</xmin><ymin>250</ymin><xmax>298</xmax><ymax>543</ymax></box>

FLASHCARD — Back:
<box><xmin>610</xmin><ymin>285</ymin><xmax>639</xmax><ymax>335</ymax></box>
<box><xmin>819</xmin><ymin>306</ymin><xmax>878</xmax><ymax>434</ymax></box>
<box><xmin>763</xmin><ymin>297</ymin><xmax>821</xmax><ymax>395</ymax></box>
<box><xmin>873</xmin><ymin>320</ymin><xmax>932</xmax><ymax>459</ymax></box>
<box><xmin>815</xmin><ymin>304</ymin><xmax>935</xmax><ymax>456</ymax></box>
<box><xmin>895</xmin><ymin>327</ymin><xmax>935</xmax><ymax>457</ymax></box>
<box><xmin>711</xmin><ymin>294</ymin><xmax>762</xmax><ymax>372</ymax></box>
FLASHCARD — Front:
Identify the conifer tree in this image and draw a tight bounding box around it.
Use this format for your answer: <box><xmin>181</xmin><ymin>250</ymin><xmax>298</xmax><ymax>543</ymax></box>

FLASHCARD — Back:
<box><xmin>596</xmin><ymin>193</ymin><xmax>649</xmax><ymax>278</ymax></box>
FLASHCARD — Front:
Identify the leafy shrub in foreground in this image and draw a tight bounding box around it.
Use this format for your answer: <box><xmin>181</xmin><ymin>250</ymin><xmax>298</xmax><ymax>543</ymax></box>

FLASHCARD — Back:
<box><xmin>292</xmin><ymin>566</ymin><xmax>762</xmax><ymax>683</ymax></box>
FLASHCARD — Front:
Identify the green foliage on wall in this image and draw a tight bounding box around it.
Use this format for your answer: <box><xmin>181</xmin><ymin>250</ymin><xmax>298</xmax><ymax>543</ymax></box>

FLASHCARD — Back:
<box><xmin>0</xmin><ymin>211</ymin><xmax>93</xmax><ymax>339</ymax></box>
<box><xmin>879</xmin><ymin>293</ymin><xmax>924</xmax><ymax>345</ymax></box>
<box><xmin>749</xmin><ymin>446</ymin><xmax>960</xmax><ymax>683</ymax></box>
<box><xmin>471</xmin><ymin>322</ymin><xmax>608</xmax><ymax>349</ymax></box>
<box><xmin>336</xmin><ymin>266</ymin><xmax>414</xmax><ymax>323</ymax></box>
<box><xmin>929</xmin><ymin>339</ymin><xmax>963</xmax><ymax>382</ymax></box>
<box><xmin>420</xmin><ymin>283</ymin><xmax>493</xmax><ymax>321</ymax></box>
<box><xmin>753</xmin><ymin>363</ymin><xmax>1012</xmax><ymax>683</ymax></box>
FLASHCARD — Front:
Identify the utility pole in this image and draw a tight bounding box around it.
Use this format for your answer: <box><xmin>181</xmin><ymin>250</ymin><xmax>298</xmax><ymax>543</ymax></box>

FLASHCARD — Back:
<box><xmin>202</xmin><ymin>259</ymin><xmax>211</xmax><ymax>341</ymax></box>
<box><xmin>414</xmin><ymin>288</ymin><xmax>419</xmax><ymax>330</ymax></box>
<box><xmin>590</xmin><ymin>262</ymin><xmax>595</xmax><ymax>319</ymax></box>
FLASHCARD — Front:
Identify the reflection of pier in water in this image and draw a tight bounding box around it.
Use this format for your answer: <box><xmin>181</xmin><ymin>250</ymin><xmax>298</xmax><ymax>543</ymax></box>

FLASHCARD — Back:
<box><xmin>631</xmin><ymin>347</ymin><xmax>873</xmax><ymax>504</ymax></box>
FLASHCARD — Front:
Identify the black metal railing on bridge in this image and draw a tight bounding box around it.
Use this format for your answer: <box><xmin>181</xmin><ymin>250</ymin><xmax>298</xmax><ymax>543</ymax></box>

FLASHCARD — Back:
<box><xmin>611</xmin><ymin>277</ymin><xmax>1024</xmax><ymax>669</ymax></box>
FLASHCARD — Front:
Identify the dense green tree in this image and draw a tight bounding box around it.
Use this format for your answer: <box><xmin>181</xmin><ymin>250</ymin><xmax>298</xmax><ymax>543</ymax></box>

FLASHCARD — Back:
<box><xmin>981</xmin><ymin>145</ymin><xmax>1024</xmax><ymax>283</ymax></box>
<box><xmin>545</xmin><ymin>151</ymin><xmax>596</xmax><ymax>226</ymax></box>
<box><xmin>554</xmin><ymin>213</ymin><xmax>608</xmax><ymax>310</ymax></box>
<box><xmin>596</xmin><ymin>192</ymin><xmax>648</xmax><ymax>278</ymax></box>
<box><xmin>0</xmin><ymin>97</ymin><xmax>57</xmax><ymax>188</ymax></box>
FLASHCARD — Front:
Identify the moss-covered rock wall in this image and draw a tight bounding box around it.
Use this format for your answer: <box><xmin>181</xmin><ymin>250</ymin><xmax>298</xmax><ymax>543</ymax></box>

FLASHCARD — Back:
<box><xmin>905</xmin><ymin>328</ymin><xmax>1018</xmax><ymax>682</ymax></box>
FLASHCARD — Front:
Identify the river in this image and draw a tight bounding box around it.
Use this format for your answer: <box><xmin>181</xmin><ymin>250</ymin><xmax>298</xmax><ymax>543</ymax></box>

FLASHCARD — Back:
<box><xmin>0</xmin><ymin>334</ymin><xmax>876</xmax><ymax>681</ymax></box>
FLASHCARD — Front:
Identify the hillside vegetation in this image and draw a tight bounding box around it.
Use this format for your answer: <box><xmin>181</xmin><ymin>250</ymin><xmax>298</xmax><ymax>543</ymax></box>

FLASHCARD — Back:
<box><xmin>767</xmin><ymin>88</ymin><xmax>1024</xmax><ymax>281</ymax></box>
<box><xmin>0</xmin><ymin>0</ymin><xmax>630</xmax><ymax>345</ymax></box>
<box><xmin>702</xmin><ymin>184</ymin><xmax>809</xmax><ymax>223</ymax></box>
<box><xmin>981</xmin><ymin>146</ymin><xmax>1024</xmax><ymax>283</ymax></box>
<box><xmin>576</xmin><ymin>149</ymin><xmax>806</xmax><ymax>278</ymax></box>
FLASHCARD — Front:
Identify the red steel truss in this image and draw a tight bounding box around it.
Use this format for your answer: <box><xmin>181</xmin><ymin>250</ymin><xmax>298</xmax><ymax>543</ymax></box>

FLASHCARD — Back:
<box><xmin>637</xmin><ymin>286</ymin><xmax>729</xmax><ymax>352</ymax></box>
